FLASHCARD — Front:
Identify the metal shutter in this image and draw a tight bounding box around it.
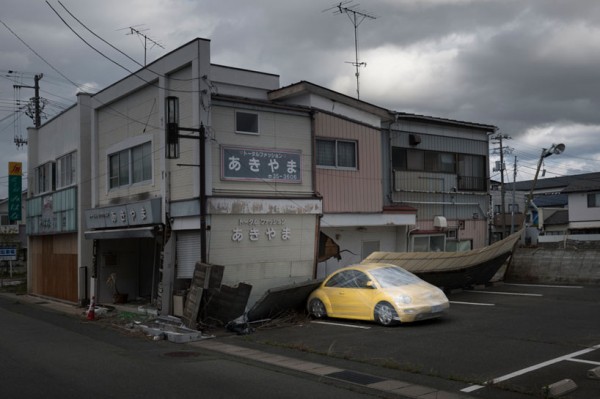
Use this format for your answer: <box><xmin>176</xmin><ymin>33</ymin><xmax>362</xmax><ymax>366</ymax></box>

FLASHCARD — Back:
<box><xmin>176</xmin><ymin>231</ymin><xmax>201</xmax><ymax>279</ymax></box>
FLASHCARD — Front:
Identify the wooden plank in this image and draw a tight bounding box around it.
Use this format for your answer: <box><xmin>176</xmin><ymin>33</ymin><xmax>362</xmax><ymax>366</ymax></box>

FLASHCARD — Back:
<box><xmin>182</xmin><ymin>287</ymin><xmax>203</xmax><ymax>329</ymax></box>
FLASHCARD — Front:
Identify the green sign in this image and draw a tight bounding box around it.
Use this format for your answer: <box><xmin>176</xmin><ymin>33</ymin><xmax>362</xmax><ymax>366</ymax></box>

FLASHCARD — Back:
<box><xmin>8</xmin><ymin>162</ymin><xmax>22</xmax><ymax>222</ymax></box>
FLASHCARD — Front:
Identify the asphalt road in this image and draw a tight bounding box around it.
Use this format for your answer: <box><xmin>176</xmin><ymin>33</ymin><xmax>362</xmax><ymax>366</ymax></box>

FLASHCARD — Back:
<box><xmin>0</xmin><ymin>295</ymin><xmax>405</xmax><ymax>399</ymax></box>
<box><xmin>230</xmin><ymin>283</ymin><xmax>600</xmax><ymax>399</ymax></box>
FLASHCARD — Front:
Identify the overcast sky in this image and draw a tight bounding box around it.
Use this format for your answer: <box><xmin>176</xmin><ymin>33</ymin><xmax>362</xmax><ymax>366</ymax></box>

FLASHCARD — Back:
<box><xmin>2</xmin><ymin>0</ymin><xmax>600</xmax><ymax>199</ymax></box>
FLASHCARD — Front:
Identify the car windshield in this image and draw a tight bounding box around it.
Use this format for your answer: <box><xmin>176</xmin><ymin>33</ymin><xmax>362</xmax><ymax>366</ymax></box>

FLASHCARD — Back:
<box><xmin>369</xmin><ymin>266</ymin><xmax>421</xmax><ymax>288</ymax></box>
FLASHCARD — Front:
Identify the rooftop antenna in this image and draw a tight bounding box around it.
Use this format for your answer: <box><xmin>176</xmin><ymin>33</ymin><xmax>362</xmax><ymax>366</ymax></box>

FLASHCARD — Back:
<box><xmin>123</xmin><ymin>25</ymin><xmax>165</xmax><ymax>66</ymax></box>
<box><xmin>325</xmin><ymin>1</ymin><xmax>376</xmax><ymax>99</ymax></box>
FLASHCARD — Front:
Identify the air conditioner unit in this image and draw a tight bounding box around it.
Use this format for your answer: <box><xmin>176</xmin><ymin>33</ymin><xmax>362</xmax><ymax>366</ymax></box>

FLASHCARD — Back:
<box><xmin>433</xmin><ymin>216</ymin><xmax>447</xmax><ymax>228</ymax></box>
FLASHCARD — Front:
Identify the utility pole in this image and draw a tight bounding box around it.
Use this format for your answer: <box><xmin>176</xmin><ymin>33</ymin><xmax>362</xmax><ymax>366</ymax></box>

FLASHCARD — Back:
<box><xmin>34</xmin><ymin>73</ymin><xmax>42</xmax><ymax>128</ymax></box>
<box><xmin>492</xmin><ymin>133</ymin><xmax>512</xmax><ymax>238</ymax></box>
<box><xmin>13</xmin><ymin>73</ymin><xmax>43</xmax><ymax>147</ymax></box>
<box><xmin>326</xmin><ymin>1</ymin><xmax>376</xmax><ymax>99</ymax></box>
<box><xmin>14</xmin><ymin>73</ymin><xmax>43</xmax><ymax>127</ymax></box>
<box><xmin>511</xmin><ymin>155</ymin><xmax>517</xmax><ymax>234</ymax></box>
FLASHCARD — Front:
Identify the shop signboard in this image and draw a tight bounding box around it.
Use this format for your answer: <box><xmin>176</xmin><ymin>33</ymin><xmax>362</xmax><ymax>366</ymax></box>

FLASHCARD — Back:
<box><xmin>8</xmin><ymin>162</ymin><xmax>22</xmax><ymax>222</ymax></box>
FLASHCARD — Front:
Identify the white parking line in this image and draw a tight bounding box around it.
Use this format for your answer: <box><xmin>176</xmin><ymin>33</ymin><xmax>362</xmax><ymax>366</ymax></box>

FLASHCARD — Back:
<box><xmin>504</xmin><ymin>283</ymin><xmax>583</xmax><ymax>289</ymax></box>
<box><xmin>461</xmin><ymin>343</ymin><xmax>600</xmax><ymax>393</ymax></box>
<box><xmin>567</xmin><ymin>358</ymin><xmax>600</xmax><ymax>366</ymax></box>
<box><xmin>449</xmin><ymin>301</ymin><xmax>495</xmax><ymax>306</ymax></box>
<box><xmin>465</xmin><ymin>290</ymin><xmax>542</xmax><ymax>297</ymax></box>
<box><xmin>311</xmin><ymin>321</ymin><xmax>371</xmax><ymax>329</ymax></box>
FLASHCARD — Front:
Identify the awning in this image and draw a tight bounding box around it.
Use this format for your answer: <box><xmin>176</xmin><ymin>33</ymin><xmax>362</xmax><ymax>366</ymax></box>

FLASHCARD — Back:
<box><xmin>321</xmin><ymin>212</ymin><xmax>416</xmax><ymax>227</ymax></box>
<box><xmin>569</xmin><ymin>221</ymin><xmax>600</xmax><ymax>230</ymax></box>
<box><xmin>84</xmin><ymin>225</ymin><xmax>161</xmax><ymax>240</ymax></box>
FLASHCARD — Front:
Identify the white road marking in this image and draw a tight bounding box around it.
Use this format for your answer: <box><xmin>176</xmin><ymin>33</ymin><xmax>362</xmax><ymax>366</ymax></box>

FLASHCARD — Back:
<box><xmin>311</xmin><ymin>321</ymin><xmax>371</xmax><ymax>329</ymax></box>
<box><xmin>461</xmin><ymin>344</ymin><xmax>600</xmax><ymax>393</ymax></box>
<box><xmin>465</xmin><ymin>290</ymin><xmax>542</xmax><ymax>297</ymax></box>
<box><xmin>461</xmin><ymin>385</ymin><xmax>485</xmax><ymax>393</ymax></box>
<box><xmin>449</xmin><ymin>301</ymin><xmax>495</xmax><ymax>306</ymax></box>
<box><xmin>567</xmin><ymin>358</ymin><xmax>600</xmax><ymax>366</ymax></box>
<box><xmin>504</xmin><ymin>283</ymin><xmax>583</xmax><ymax>289</ymax></box>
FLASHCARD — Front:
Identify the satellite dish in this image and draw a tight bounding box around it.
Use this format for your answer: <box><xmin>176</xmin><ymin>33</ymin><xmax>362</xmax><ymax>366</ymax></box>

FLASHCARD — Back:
<box><xmin>552</xmin><ymin>143</ymin><xmax>565</xmax><ymax>155</ymax></box>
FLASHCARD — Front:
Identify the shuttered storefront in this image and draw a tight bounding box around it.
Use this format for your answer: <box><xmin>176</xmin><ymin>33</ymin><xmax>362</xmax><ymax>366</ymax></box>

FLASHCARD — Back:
<box><xmin>176</xmin><ymin>231</ymin><xmax>201</xmax><ymax>278</ymax></box>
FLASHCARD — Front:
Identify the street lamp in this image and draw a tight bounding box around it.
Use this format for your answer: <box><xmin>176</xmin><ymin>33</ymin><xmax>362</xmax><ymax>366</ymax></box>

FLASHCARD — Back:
<box><xmin>526</xmin><ymin>143</ymin><xmax>565</xmax><ymax>219</ymax></box>
<box><xmin>164</xmin><ymin>96</ymin><xmax>207</xmax><ymax>263</ymax></box>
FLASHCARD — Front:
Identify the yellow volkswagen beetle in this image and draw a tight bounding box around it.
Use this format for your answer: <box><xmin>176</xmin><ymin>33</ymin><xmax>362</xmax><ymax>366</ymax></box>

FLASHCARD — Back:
<box><xmin>307</xmin><ymin>263</ymin><xmax>449</xmax><ymax>326</ymax></box>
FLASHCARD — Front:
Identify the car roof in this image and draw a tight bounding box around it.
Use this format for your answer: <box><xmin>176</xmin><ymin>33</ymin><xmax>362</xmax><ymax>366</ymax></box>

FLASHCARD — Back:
<box><xmin>336</xmin><ymin>263</ymin><xmax>399</xmax><ymax>273</ymax></box>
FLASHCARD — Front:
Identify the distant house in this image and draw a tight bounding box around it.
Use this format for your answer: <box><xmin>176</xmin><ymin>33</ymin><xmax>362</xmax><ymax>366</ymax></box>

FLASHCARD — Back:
<box><xmin>505</xmin><ymin>172</ymin><xmax>600</xmax><ymax>243</ymax></box>
<box><xmin>0</xmin><ymin>191</ymin><xmax>27</xmax><ymax>272</ymax></box>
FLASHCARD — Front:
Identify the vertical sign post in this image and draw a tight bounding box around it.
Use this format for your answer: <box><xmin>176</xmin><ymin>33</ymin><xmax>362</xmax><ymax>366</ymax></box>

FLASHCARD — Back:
<box><xmin>8</xmin><ymin>162</ymin><xmax>22</xmax><ymax>222</ymax></box>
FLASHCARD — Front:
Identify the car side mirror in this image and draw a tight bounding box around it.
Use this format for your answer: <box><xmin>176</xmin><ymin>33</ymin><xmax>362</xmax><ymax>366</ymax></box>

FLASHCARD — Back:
<box><xmin>366</xmin><ymin>281</ymin><xmax>376</xmax><ymax>289</ymax></box>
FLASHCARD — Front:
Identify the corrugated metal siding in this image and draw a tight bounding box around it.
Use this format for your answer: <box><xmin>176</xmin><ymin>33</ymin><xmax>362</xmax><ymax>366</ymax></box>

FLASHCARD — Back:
<box><xmin>393</xmin><ymin>171</ymin><xmax>488</xmax><ymax>220</ymax></box>
<box><xmin>391</xmin><ymin>130</ymin><xmax>488</xmax><ymax>156</ymax></box>
<box><xmin>315</xmin><ymin>113</ymin><xmax>382</xmax><ymax>213</ymax></box>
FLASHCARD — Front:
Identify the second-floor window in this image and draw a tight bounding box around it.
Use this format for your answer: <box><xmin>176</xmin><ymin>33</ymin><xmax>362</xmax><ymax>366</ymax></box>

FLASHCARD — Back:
<box><xmin>235</xmin><ymin>111</ymin><xmax>259</xmax><ymax>134</ymax></box>
<box><xmin>587</xmin><ymin>193</ymin><xmax>600</xmax><ymax>207</ymax></box>
<box><xmin>316</xmin><ymin>139</ymin><xmax>357</xmax><ymax>169</ymax></box>
<box><xmin>35</xmin><ymin>162</ymin><xmax>55</xmax><ymax>194</ymax></box>
<box><xmin>392</xmin><ymin>147</ymin><xmax>486</xmax><ymax>191</ymax></box>
<box><xmin>57</xmin><ymin>152</ymin><xmax>77</xmax><ymax>189</ymax></box>
<box><xmin>109</xmin><ymin>142</ymin><xmax>152</xmax><ymax>189</ymax></box>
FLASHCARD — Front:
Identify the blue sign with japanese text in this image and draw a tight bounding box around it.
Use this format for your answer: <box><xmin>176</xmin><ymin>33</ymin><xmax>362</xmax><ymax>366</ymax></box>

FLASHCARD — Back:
<box><xmin>221</xmin><ymin>146</ymin><xmax>302</xmax><ymax>183</ymax></box>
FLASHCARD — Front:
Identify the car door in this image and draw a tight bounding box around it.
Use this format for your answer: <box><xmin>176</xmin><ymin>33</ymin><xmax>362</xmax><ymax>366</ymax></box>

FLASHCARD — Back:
<box><xmin>341</xmin><ymin>270</ymin><xmax>378</xmax><ymax>319</ymax></box>
<box><xmin>323</xmin><ymin>270</ymin><xmax>377</xmax><ymax>319</ymax></box>
<box><xmin>322</xmin><ymin>270</ymin><xmax>354</xmax><ymax>317</ymax></box>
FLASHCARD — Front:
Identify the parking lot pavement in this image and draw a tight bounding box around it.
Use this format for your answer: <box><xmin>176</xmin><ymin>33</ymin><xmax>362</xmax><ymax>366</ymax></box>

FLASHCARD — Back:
<box><xmin>223</xmin><ymin>283</ymin><xmax>600</xmax><ymax>399</ymax></box>
<box><xmin>3</xmin><ymin>284</ymin><xmax>599</xmax><ymax>398</ymax></box>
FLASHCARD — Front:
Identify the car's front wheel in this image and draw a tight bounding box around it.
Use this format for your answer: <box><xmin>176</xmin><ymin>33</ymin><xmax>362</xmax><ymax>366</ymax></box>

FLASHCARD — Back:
<box><xmin>308</xmin><ymin>298</ymin><xmax>327</xmax><ymax>319</ymax></box>
<box><xmin>374</xmin><ymin>302</ymin><xmax>398</xmax><ymax>326</ymax></box>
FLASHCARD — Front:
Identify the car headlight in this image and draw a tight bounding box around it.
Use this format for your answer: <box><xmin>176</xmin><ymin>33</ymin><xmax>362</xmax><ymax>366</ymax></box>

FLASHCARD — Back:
<box><xmin>395</xmin><ymin>295</ymin><xmax>412</xmax><ymax>305</ymax></box>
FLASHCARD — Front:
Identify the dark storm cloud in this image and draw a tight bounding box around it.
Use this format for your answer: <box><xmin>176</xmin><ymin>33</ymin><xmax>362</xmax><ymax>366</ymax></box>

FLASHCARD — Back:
<box><xmin>2</xmin><ymin>0</ymin><xmax>600</xmax><ymax>197</ymax></box>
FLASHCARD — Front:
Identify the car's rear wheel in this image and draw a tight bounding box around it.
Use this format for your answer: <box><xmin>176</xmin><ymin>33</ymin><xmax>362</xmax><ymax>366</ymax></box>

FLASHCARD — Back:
<box><xmin>308</xmin><ymin>298</ymin><xmax>327</xmax><ymax>319</ymax></box>
<box><xmin>374</xmin><ymin>302</ymin><xmax>398</xmax><ymax>326</ymax></box>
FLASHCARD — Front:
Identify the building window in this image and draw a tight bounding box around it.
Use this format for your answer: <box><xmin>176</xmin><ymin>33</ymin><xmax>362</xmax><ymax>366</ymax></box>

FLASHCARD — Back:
<box><xmin>457</xmin><ymin>154</ymin><xmax>486</xmax><ymax>191</ymax></box>
<box><xmin>587</xmin><ymin>193</ymin><xmax>600</xmax><ymax>207</ymax></box>
<box><xmin>412</xmin><ymin>234</ymin><xmax>445</xmax><ymax>252</ymax></box>
<box><xmin>57</xmin><ymin>152</ymin><xmax>77</xmax><ymax>189</ymax></box>
<box><xmin>508</xmin><ymin>203</ymin><xmax>520</xmax><ymax>212</ymax></box>
<box><xmin>392</xmin><ymin>147</ymin><xmax>456</xmax><ymax>174</ymax></box>
<box><xmin>109</xmin><ymin>142</ymin><xmax>152</xmax><ymax>189</ymax></box>
<box><xmin>316</xmin><ymin>139</ymin><xmax>357</xmax><ymax>169</ymax></box>
<box><xmin>235</xmin><ymin>111</ymin><xmax>259</xmax><ymax>134</ymax></box>
<box><xmin>35</xmin><ymin>162</ymin><xmax>55</xmax><ymax>194</ymax></box>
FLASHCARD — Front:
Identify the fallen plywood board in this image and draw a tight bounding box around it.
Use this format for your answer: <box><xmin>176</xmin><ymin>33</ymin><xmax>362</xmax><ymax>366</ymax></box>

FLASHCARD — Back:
<box><xmin>202</xmin><ymin>283</ymin><xmax>252</xmax><ymax>324</ymax></box>
<box><xmin>246</xmin><ymin>279</ymin><xmax>322</xmax><ymax>322</ymax></box>
<box><xmin>182</xmin><ymin>263</ymin><xmax>225</xmax><ymax>328</ymax></box>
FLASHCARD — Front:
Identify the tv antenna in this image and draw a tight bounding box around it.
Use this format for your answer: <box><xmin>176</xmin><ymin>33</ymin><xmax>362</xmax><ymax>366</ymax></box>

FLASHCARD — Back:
<box><xmin>325</xmin><ymin>1</ymin><xmax>376</xmax><ymax>99</ymax></box>
<box><xmin>123</xmin><ymin>25</ymin><xmax>165</xmax><ymax>66</ymax></box>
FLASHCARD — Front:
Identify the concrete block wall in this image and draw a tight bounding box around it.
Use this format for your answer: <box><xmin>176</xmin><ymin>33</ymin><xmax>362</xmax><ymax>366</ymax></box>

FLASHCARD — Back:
<box><xmin>507</xmin><ymin>247</ymin><xmax>600</xmax><ymax>285</ymax></box>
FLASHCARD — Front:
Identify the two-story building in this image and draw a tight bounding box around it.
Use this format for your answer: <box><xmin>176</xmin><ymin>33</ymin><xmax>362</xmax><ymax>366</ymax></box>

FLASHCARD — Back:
<box><xmin>269</xmin><ymin>82</ymin><xmax>418</xmax><ymax>278</ymax></box>
<box><xmin>384</xmin><ymin>114</ymin><xmax>497</xmax><ymax>252</ymax></box>
<box><xmin>28</xmin><ymin>38</ymin><xmax>322</xmax><ymax>311</ymax></box>
<box><xmin>26</xmin><ymin>94</ymin><xmax>92</xmax><ymax>303</ymax></box>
